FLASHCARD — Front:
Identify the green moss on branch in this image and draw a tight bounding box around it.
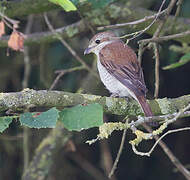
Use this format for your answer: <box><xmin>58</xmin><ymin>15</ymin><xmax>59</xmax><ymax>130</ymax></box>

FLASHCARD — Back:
<box><xmin>0</xmin><ymin>89</ymin><xmax>190</xmax><ymax>117</ymax></box>
<box><xmin>0</xmin><ymin>0</ymin><xmax>58</xmax><ymax>18</ymax></box>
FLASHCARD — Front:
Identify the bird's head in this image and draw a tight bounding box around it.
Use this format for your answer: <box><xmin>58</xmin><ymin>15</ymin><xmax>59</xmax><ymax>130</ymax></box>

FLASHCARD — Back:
<box><xmin>84</xmin><ymin>31</ymin><xmax>118</xmax><ymax>55</ymax></box>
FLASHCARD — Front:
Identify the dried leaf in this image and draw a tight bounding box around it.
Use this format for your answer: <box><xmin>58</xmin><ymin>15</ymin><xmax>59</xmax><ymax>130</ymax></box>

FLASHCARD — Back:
<box><xmin>0</xmin><ymin>21</ymin><xmax>5</xmax><ymax>37</ymax></box>
<box><xmin>8</xmin><ymin>31</ymin><xmax>24</xmax><ymax>51</ymax></box>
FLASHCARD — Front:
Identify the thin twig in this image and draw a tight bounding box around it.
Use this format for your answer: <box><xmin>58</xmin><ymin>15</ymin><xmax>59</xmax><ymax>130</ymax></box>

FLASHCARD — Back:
<box><xmin>108</xmin><ymin>120</ymin><xmax>128</xmax><ymax>178</ymax></box>
<box><xmin>130</xmin><ymin>103</ymin><xmax>190</xmax><ymax>179</ymax></box>
<box><xmin>2</xmin><ymin>18</ymin><xmax>13</xmax><ymax>29</ymax></box>
<box><xmin>120</xmin><ymin>0</ymin><xmax>167</xmax><ymax>42</ymax></box>
<box><xmin>137</xmin><ymin>43</ymin><xmax>148</xmax><ymax>65</ymax></box>
<box><xmin>49</xmin><ymin>66</ymin><xmax>85</xmax><ymax>90</ymax></box>
<box><xmin>0</xmin><ymin>11</ymin><xmax>19</xmax><ymax>28</ymax></box>
<box><xmin>0</xmin><ymin>134</ymin><xmax>23</xmax><ymax>140</ymax></box>
<box><xmin>140</xmin><ymin>30</ymin><xmax>190</xmax><ymax>44</ymax></box>
<box><xmin>138</xmin><ymin>0</ymin><xmax>178</xmax><ymax>65</ymax></box>
<box><xmin>167</xmin><ymin>103</ymin><xmax>190</xmax><ymax>124</ymax></box>
<box><xmin>100</xmin><ymin>140</ymin><xmax>117</xmax><ymax>180</ymax></box>
<box><xmin>148</xmin><ymin>127</ymin><xmax>190</xmax><ymax>156</ymax></box>
<box><xmin>133</xmin><ymin>110</ymin><xmax>190</xmax><ymax>126</ymax></box>
<box><xmin>138</xmin><ymin>30</ymin><xmax>190</xmax><ymax>64</ymax></box>
<box><xmin>98</xmin><ymin>9</ymin><xmax>167</xmax><ymax>30</ymax></box>
<box><xmin>55</xmin><ymin>66</ymin><xmax>85</xmax><ymax>74</ymax></box>
<box><xmin>146</xmin><ymin>124</ymin><xmax>190</xmax><ymax>180</ymax></box>
<box><xmin>154</xmin><ymin>43</ymin><xmax>160</xmax><ymax>98</ymax></box>
<box><xmin>153</xmin><ymin>0</ymin><xmax>177</xmax><ymax>38</ymax></box>
<box><xmin>175</xmin><ymin>0</ymin><xmax>183</xmax><ymax>18</ymax></box>
<box><xmin>171</xmin><ymin>0</ymin><xmax>184</xmax><ymax>30</ymax></box>
<box><xmin>151</xmin><ymin>0</ymin><xmax>177</xmax><ymax>98</ymax></box>
<box><xmin>132</xmin><ymin>103</ymin><xmax>190</xmax><ymax>155</ymax></box>
<box><xmin>141</xmin><ymin>104</ymin><xmax>190</xmax><ymax>180</ymax></box>
<box><xmin>67</xmin><ymin>152</ymin><xmax>109</xmax><ymax>180</ymax></box>
<box><xmin>43</xmin><ymin>13</ymin><xmax>98</xmax><ymax>79</ymax></box>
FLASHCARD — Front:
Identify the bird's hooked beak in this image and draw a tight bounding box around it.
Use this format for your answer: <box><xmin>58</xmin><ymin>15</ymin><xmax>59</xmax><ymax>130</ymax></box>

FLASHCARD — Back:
<box><xmin>84</xmin><ymin>46</ymin><xmax>93</xmax><ymax>55</ymax></box>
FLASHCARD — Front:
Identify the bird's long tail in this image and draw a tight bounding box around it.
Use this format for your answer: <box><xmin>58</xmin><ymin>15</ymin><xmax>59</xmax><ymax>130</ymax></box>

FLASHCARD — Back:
<box><xmin>136</xmin><ymin>95</ymin><xmax>153</xmax><ymax>117</ymax></box>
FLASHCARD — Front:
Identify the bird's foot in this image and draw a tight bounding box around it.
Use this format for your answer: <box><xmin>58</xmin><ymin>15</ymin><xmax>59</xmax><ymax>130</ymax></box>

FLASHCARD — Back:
<box><xmin>124</xmin><ymin>96</ymin><xmax>130</xmax><ymax>101</ymax></box>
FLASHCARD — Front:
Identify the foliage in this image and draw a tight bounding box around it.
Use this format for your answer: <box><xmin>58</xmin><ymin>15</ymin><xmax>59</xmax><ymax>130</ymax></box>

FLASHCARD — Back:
<box><xmin>48</xmin><ymin>0</ymin><xmax>114</xmax><ymax>11</ymax></box>
<box><xmin>0</xmin><ymin>116</ymin><xmax>13</xmax><ymax>132</ymax></box>
<box><xmin>60</xmin><ymin>103</ymin><xmax>103</xmax><ymax>131</ymax></box>
<box><xmin>163</xmin><ymin>52</ymin><xmax>190</xmax><ymax>70</ymax></box>
<box><xmin>20</xmin><ymin>108</ymin><xmax>59</xmax><ymax>128</ymax></box>
<box><xmin>0</xmin><ymin>104</ymin><xmax>103</xmax><ymax>132</ymax></box>
<box><xmin>48</xmin><ymin>0</ymin><xmax>77</xmax><ymax>12</ymax></box>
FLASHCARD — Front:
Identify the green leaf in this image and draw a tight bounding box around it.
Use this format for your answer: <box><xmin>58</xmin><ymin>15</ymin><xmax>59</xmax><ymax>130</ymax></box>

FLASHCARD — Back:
<box><xmin>0</xmin><ymin>117</ymin><xmax>13</xmax><ymax>133</ymax></box>
<box><xmin>163</xmin><ymin>52</ymin><xmax>190</xmax><ymax>70</ymax></box>
<box><xmin>59</xmin><ymin>103</ymin><xmax>103</xmax><ymax>131</ymax></box>
<box><xmin>49</xmin><ymin>0</ymin><xmax>77</xmax><ymax>12</ymax></box>
<box><xmin>20</xmin><ymin>108</ymin><xmax>59</xmax><ymax>128</ymax></box>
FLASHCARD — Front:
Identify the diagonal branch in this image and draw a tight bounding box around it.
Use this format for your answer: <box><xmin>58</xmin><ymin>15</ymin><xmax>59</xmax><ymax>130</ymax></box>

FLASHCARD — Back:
<box><xmin>43</xmin><ymin>13</ymin><xmax>98</xmax><ymax>79</ymax></box>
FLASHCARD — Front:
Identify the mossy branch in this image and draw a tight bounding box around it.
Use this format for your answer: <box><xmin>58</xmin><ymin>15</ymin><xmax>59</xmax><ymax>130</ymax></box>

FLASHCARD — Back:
<box><xmin>0</xmin><ymin>89</ymin><xmax>190</xmax><ymax>117</ymax></box>
<box><xmin>0</xmin><ymin>1</ymin><xmax>190</xmax><ymax>47</ymax></box>
<box><xmin>0</xmin><ymin>0</ymin><xmax>59</xmax><ymax>18</ymax></box>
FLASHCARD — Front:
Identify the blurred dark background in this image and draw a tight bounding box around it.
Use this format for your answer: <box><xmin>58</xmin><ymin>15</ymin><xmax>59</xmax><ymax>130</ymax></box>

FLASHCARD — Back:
<box><xmin>0</xmin><ymin>0</ymin><xmax>190</xmax><ymax>179</ymax></box>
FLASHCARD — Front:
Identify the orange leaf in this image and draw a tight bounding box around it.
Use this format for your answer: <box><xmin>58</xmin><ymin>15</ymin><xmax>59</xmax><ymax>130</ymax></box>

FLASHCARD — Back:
<box><xmin>0</xmin><ymin>21</ymin><xmax>5</xmax><ymax>37</ymax></box>
<box><xmin>8</xmin><ymin>31</ymin><xmax>24</xmax><ymax>51</ymax></box>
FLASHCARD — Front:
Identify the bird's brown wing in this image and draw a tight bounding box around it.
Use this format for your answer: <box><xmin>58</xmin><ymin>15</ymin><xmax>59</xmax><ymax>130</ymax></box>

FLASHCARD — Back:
<box><xmin>99</xmin><ymin>41</ymin><xmax>147</xmax><ymax>97</ymax></box>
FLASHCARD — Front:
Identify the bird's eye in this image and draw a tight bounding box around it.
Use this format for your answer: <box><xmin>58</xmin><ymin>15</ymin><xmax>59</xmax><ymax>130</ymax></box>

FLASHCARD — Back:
<box><xmin>95</xmin><ymin>39</ymin><xmax>100</xmax><ymax>44</ymax></box>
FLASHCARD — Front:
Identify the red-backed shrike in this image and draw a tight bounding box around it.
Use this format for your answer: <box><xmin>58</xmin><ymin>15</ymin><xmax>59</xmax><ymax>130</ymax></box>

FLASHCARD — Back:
<box><xmin>84</xmin><ymin>31</ymin><xmax>153</xmax><ymax>117</ymax></box>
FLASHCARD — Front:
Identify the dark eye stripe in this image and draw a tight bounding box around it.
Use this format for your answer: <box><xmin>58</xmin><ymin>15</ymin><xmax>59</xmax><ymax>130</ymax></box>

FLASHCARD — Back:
<box><xmin>95</xmin><ymin>39</ymin><xmax>100</xmax><ymax>44</ymax></box>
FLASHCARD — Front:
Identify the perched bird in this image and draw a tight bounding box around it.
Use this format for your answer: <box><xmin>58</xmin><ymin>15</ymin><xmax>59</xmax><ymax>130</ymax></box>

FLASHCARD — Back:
<box><xmin>84</xmin><ymin>31</ymin><xmax>153</xmax><ymax>117</ymax></box>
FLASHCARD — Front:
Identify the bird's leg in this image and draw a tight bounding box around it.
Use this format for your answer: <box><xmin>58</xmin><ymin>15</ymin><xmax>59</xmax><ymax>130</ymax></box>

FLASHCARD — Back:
<box><xmin>124</xmin><ymin>96</ymin><xmax>130</xmax><ymax>101</ymax></box>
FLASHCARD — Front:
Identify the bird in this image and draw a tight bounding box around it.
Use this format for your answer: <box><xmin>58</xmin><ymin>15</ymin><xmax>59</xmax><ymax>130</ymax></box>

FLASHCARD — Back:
<box><xmin>84</xmin><ymin>31</ymin><xmax>153</xmax><ymax>117</ymax></box>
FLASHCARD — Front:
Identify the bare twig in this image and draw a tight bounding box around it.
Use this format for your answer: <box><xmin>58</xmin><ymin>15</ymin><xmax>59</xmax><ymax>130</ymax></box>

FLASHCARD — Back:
<box><xmin>140</xmin><ymin>30</ymin><xmax>190</xmax><ymax>44</ymax></box>
<box><xmin>150</xmin><ymin>0</ymin><xmax>177</xmax><ymax>99</ymax></box>
<box><xmin>0</xmin><ymin>11</ymin><xmax>19</xmax><ymax>28</ymax></box>
<box><xmin>155</xmin><ymin>136</ymin><xmax>190</xmax><ymax>180</ymax></box>
<box><xmin>145</xmin><ymin>127</ymin><xmax>190</xmax><ymax>156</ymax></box>
<box><xmin>139</xmin><ymin>103</ymin><xmax>190</xmax><ymax>180</ymax></box>
<box><xmin>100</xmin><ymin>140</ymin><xmax>117</xmax><ymax>180</ymax></box>
<box><xmin>98</xmin><ymin>9</ymin><xmax>167</xmax><ymax>30</ymax></box>
<box><xmin>153</xmin><ymin>43</ymin><xmax>160</xmax><ymax>98</ymax></box>
<box><xmin>167</xmin><ymin>103</ymin><xmax>190</xmax><ymax>124</ymax></box>
<box><xmin>132</xmin><ymin>102</ymin><xmax>190</xmax><ymax>156</ymax></box>
<box><xmin>138</xmin><ymin>30</ymin><xmax>190</xmax><ymax>65</ymax></box>
<box><xmin>133</xmin><ymin>110</ymin><xmax>190</xmax><ymax>126</ymax></box>
<box><xmin>120</xmin><ymin>0</ymin><xmax>167</xmax><ymax>42</ymax></box>
<box><xmin>133</xmin><ymin>104</ymin><xmax>190</xmax><ymax>130</ymax></box>
<box><xmin>67</xmin><ymin>152</ymin><xmax>109</xmax><ymax>180</ymax></box>
<box><xmin>152</xmin><ymin>0</ymin><xmax>177</xmax><ymax>37</ymax></box>
<box><xmin>0</xmin><ymin>134</ymin><xmax>23</xmax><ymax>140</ymax></box>
<box><xmin>171</xmin><ymin>0</ymin><xmax>184</xmax><ymax>31</ymax></box>
<box><xmin>108</xmin><ymin>119</ymin><xmax>128</xmax><ymax>178</ymax></box>
<box><xmin>49</xmin><ymin>66</ymin><xmax>85</xmax><ymax>90</ymax></box>
<box><xmin>175</xmin><ymin>0</ymin><xmax>183</xmax><ymax>18</ymax></box>
<box><xmin>43</xmin><ymin>13</ymin><xmax>98</xmax><ymax>79</ymax></box>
